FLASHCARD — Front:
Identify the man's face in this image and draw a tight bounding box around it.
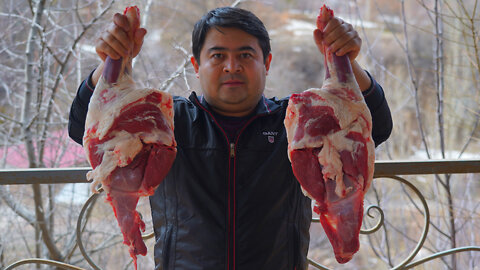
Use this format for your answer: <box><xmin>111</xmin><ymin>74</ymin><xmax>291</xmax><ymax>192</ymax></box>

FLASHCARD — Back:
<box><xmin>191</xmin><ymin>27</ymin><xmax>272</xmax><ymax>117</ymax></box>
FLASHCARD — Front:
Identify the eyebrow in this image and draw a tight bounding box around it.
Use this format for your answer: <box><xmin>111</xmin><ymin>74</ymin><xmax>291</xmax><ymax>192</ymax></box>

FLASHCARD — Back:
<box><xmin>207</xmin><ymin>46</ymin><xmax>257</xmax><ymax>53</ymax></box>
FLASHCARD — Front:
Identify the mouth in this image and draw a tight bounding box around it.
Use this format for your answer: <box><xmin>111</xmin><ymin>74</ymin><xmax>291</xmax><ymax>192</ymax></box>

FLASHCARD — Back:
<box><xmin>222</xmin><ymin>80</ymin><xmax>245</xmax><ymax>87</ymax></box>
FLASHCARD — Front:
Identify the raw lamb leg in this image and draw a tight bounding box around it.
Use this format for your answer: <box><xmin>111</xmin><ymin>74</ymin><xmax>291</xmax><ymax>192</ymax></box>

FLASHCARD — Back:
<box><xmin>284</xmin><ymin>5</ymin><xmax>375</xmax><ymax>264</ymax></box>
<box><xmin>83</xmin><ymin>6</ymin><xmax>176</xmax><ymax>269</ymax></box>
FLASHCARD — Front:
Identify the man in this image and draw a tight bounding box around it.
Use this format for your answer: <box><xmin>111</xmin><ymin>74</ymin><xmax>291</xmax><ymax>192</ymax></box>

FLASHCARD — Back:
<box><xmin>69</xmin><ymin>6</ymin><xmax>392</xmax><ymax>270</ymax></box>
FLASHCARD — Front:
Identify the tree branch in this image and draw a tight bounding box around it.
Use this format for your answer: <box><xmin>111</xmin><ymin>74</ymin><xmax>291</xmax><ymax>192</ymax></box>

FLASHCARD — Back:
<box><xmin>0</xmin><ymin>186</ymin><xmax>35</xmax><ymax>225</ymax></box>
<box><xmin>37</xmin><ymin>0</ymin><xmax>115</xmax><ymax>166</ymax></box>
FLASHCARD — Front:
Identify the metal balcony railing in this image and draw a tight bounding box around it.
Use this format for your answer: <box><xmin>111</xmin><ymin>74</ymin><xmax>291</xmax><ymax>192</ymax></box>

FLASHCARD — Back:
<box><xmin>1</xmin><ymin>159</ymin><xmax>480</xmax><ymax>269</ymax></box>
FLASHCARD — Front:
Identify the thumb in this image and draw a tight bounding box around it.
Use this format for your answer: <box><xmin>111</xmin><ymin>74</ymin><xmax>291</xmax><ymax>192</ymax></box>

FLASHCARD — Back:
<box><xmin>135</xmin><ymin>28</ymin><xmax>147</xmax><ymax>43</ymax></box>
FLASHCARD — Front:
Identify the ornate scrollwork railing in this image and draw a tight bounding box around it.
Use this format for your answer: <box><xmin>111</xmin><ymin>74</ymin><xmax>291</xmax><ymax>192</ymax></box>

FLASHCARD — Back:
<box><xmin>308</xmin><ymin>175</ymin><xmax>480</xmax><ymax>270</ymax></box>
<box><xmin>306</xmin><ymin>159</ymin><xmax>480</xmax><ymax>270</ymax></box>
<box><xmin>1</xmin><ymin>160</ymin><xmax>480</xmax><ymax>269</ymax></box>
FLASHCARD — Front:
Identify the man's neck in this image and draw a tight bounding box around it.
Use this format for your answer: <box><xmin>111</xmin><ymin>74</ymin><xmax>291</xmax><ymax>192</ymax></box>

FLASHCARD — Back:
<box><xmin>209</xmin><ymin>105</ymin><xmax>256</xmax><ymax>118</ymax></box>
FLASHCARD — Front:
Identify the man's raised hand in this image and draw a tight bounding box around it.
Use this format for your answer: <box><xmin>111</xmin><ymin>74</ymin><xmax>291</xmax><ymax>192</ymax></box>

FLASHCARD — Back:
<box><xmin>95</xmin><ymin>10</ymin><xmax>147</xmax><ymax>61</ymax></box>
<box><xmin>313</xmin><ymin>14</ymin><xmax>362</xmax><ymax>63</ymax></box>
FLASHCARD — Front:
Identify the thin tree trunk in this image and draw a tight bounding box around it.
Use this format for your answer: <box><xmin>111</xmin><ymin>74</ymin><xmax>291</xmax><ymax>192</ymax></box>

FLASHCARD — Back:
<box><xmin>446</xmin><ymin>175</ymin><xmax>457</xmax><ymax>270</ymax></box>
<box><xmin>35</xmin><ymin>223</ymin><xmax>40</xmax><ymax>270</ymax></box>
<box><xmin>24</xmin><ymin>1</ymin><xmax>46</xmax><ymax>266</ymax></box>
<box><xmin>23</xmin><ymin>0</ymin><xmax>47</xmax><ymax>168</ymax></box>
<box><xmin>435</xmin><ymin>0</ymin><xmax>446</xmax><ymax>159</ymax></box>
<box><xmin>0</xmin><ymin>235</ymin><xmax>4</xmax><ymax>269</ymax></box>
<box><xmin>24</xmin><ymin>0</ymin><xmax>63</xmax><ymax>264</ymax></box>
<box><xmin>32</xmin><ymin>184</ymin><xmax>63</xmax><ymax>261</ymax></box>
<box><xmin>400</xmin><ymin>0</ymin><xmax>431</xmax><ymax>158</ymax></box>
<box><xmin>48</xmin><ymin>184</ymin><xmax>54</xmax><ymax>235</ymax></box>
<box><xmin>434</xmin><ymin>1</ymin><xmax>457</xmax><ymax>269</ymax></box>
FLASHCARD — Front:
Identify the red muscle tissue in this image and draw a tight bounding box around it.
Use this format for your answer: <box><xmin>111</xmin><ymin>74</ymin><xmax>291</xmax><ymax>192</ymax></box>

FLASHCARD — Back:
<box><xmin>83</xmin><ymin>6</ymin><xmax>176</xmax><ymax>269</ymax></box>
<box><xmin>284</xmin><ymin>5</ymin><xmax>375</xmax><ymax>264</ymax></box>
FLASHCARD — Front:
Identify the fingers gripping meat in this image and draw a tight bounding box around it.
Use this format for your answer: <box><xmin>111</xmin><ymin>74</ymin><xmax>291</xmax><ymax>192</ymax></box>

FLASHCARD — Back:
<box><xmin>284</xmin><ymin>5</ymin><xmax>374</xmax><ymax>264</ymax></box>
<box><xmin>83</xmin><ymin>6</ymin><xmax>176</xmax><ymax>269</ymax></box>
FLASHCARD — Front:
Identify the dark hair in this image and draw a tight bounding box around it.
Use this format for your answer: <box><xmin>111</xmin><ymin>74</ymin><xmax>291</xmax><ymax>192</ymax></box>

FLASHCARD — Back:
<box><xmin>192</xmin><ymin>7</ymin><xmax>271</xmax><ymax>63</ymax></box>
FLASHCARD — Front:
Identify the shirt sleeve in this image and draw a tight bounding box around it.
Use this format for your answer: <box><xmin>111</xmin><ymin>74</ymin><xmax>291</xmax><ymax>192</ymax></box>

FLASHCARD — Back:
<box><xmin>362</xmin><ymin>71</ymin><xmax>393</xmax><ymax>147</ymax></box>
<box><xmin>68</xmin><ymin>70</ymin><xmax>96</xmax><ymax>145</ymax></box>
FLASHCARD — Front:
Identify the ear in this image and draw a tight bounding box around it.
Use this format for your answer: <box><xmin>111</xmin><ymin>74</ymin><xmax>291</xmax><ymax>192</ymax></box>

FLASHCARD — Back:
<box><xmin>265</xmin><ymin>53</ymin><xmax>272</xmax><ymax>74</ymax></box>
<box><xmin>191</xmin><ymin>56</ymin><xmax>199</xmax><ymax>75</ymax></box>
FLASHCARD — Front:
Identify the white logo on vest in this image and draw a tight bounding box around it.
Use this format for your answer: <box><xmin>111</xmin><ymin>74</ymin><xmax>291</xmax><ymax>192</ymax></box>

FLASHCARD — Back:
<box><xmin>263</xmin><ymin>131</ymin><xmax>278</xmax><ymax>144</ymax></box>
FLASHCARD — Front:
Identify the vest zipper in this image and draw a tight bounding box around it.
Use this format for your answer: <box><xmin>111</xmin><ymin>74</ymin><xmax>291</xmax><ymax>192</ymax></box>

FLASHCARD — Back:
<box><xmin>230</xmin><ymin>143</ymin><xmax>235</xmax><ymax>157</ymax></box>
<box><xmin>194</xmin><ymin>97</ymin><xmax>275</xmax><ymax>270</ymax></box>
<box><xmin>228</xmin><ymin>143</ymin><xmax>235</xmax><ymax>270</ymax></box>
<box><xmin>194</xmin><ymin>98</ymin><xmax>237</xmax><ymax>270</ymax></box>
<box><xmin>227</xmin><ymin>116</ymin><xmax>260</xmax><ymax>270</ymax></box>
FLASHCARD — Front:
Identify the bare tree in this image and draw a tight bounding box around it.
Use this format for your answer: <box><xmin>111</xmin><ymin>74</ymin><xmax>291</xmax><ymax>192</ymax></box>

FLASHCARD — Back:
<box><xmin>1</xmin><ymin>0</ymin><xmax>116</xmax><ymax>266</ymax></box>
<box><xmin>346</xmin><ymin>0</ymin><xmax>480</xmax><ymax>269</ymax></box>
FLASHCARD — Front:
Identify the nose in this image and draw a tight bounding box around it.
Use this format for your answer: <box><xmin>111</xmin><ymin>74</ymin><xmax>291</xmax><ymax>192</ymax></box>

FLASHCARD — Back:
<box><xmin>223</xmin><ymin>57</ymin><xmax>242</xmax><ymax>73</ymax></box>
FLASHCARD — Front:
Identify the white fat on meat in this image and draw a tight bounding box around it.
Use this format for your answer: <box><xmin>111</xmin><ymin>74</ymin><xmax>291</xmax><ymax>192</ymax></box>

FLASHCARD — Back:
<box><xmin>84</xmin><ymin>73</ymin><xmax>175</xmax><ymax>193</ymax></box>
